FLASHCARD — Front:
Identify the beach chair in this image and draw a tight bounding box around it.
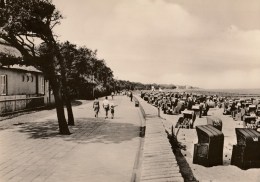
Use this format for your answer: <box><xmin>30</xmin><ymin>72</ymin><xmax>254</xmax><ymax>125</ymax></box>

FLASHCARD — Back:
<box><xmin>231</xmin><ymin>128</ymin><xmax>260</xmax><ymax>169</ymax></box>
<box><xmin>257</xmin><ymin>104</ymin><xmax>260</xmax><ymax>116</ymax></box>
<box><xmin>192</xmin><ymin>104</ymin><xmax>201</xmax><ymax>117</ymax></box>
<box><xmin>193</xmin><ymin>125</ymin><xmax>224</xmax><ymax>167</ymax></box>
<box><xmin>248</xmin><ymin>105</ymin><xmax>257</xmax><ymax>115</ymax></box>
<box><xmin>175</xmin><ymin>110</ymin><xmax>196</xmax><ymax>129</ymax></box>
<box><xmin>207</xmin><ymin>116</ymin><xmax>222</xmax><ymax>131</ymax></box>
<box><xmin>243</xmin><ymin>116</ymin><xmax>257</xmax><ymax>130</ymax></box>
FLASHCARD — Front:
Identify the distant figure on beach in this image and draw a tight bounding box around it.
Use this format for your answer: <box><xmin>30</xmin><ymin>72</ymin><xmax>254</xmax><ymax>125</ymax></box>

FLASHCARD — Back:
<box><xmin>102</xmin><ymin>96</ymin><xmax>110</xmax><ymax>119</ymax></box>
<box><xmin>93</xmin><ymin>97</ymin><xmax>100</xmax><ymax>118</ymax></box>
<box><xmin>110</xmin><ymin>102</ymin><xmax>117</xmax><ymax>119</ymax></box>
<box><xmin>130</xmin><ymin>91</ymin><xmax>133</xmax><ymax>102</ymax></box>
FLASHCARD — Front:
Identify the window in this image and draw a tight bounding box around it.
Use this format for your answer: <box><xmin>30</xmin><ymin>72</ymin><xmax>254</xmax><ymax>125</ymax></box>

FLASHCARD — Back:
<box><xmin>22</xmin><ymin>75</ymin><xmax>25</xmax><ymax>82</ymax></box>
<box><xmin>0</xmin><ymin>75</ymin><xmax>7</xmax><ymax>95</ymax></box>
<box><xmin>40</xmin><ymin>77</ymin><xmax>45</xmax><ymax>94</ymax></box>
<box><xmin>45</xmin><ymin>80</ymin><xmax>49</xmax><ymax>92</ymax></box>
<box><xmin>31</xmin><ymin>76</ymin><xmax>33</xmax><ymax>82</ymax></box>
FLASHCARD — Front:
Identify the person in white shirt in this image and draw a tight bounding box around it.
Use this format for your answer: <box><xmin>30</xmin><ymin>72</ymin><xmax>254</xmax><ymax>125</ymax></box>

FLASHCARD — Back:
<box><xmin>102</xmin><ymin>96</ymin><xmax>110</xmax><ymax>119</ymax></box>
<box><xmin>111</xmin><ymin>92</ymin><xmax>114</xmax><ymax>100</ymax></box>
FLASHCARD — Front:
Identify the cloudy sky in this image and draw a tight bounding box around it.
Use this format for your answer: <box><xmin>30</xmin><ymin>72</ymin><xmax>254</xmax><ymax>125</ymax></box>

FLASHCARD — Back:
<box><xmin>53</xmin><ymin>0</ymin><xmax>260</xmax><ymax>89</ymax></box>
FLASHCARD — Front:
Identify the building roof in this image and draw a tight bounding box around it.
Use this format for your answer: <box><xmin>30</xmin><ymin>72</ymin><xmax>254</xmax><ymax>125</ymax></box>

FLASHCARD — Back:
<box><xmin>2</xmin><ymin>65</ymin><xmax>42</xmax><ymax>73</ymax></box>
<box><xmin>0</xmin><ymin>43</ymin><xmax>21</xmax><ymax>57</ymax></box>
<box><xmin>0</xmin><ymin>43</ymin><xmax>41</xmax><ymax>73</ymax></box>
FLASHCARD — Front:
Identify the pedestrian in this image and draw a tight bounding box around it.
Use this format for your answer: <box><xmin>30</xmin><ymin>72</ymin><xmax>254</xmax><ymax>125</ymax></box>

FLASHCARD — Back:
<box><xmin>111</xmin><ymin>91</ymin><xmax>114</xmax><ymax>100</ymax></box>
<box><xmin>130</xmin><ymin>91</ymin><xmax>133</xmax><ymax>102</ymax></box>
<box><xmin>93</xmin><ymin>97</ymin><xmax>100</xmax><ymax>118</ymax></box>
<box><xmin>110</xmin><ymin>102</ymin><xmax>117</xmax><ymax>119</ymax></box>
<box><xmin>102</xmin><ymin>96</ymin><xmax>110</xmax><ymax>119</ymax></box>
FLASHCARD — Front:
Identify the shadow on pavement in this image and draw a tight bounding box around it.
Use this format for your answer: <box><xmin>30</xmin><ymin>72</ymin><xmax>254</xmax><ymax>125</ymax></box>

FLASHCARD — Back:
<box><xmin>15</xmin><ymin>117</ymin><xmax>140</xmax><ymax>144</ymax></box>
<box><xmin>71</xmin><ymin>100</ymin><xmax>83</xmax><ymax>106</ymax></box>
<box><xmin>13</xmin><ymin>120</ymin><xmax>60</xmax><ymax>139</ymax></box>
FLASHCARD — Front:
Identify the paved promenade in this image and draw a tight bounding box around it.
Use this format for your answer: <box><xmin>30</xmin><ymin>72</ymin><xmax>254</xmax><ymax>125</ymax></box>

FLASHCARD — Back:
<box><xmin>0</xmin><ymin>95</ymin><xmax>141</xmax><ymax>182</ymax></box>
<box><xmin>137</xmin><ymin>97</ymin><xmax>184</xmax><ymax>182</ymax></box>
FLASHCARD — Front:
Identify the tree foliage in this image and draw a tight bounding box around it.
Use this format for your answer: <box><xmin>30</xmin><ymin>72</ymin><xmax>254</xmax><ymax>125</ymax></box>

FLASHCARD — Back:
<box><xmin>0</xmin><ymin>0</ymin><xmax>61</xmax><ymax>65</ymax></box>
<box><xmin>58</xmin><ymin>41</ymin><xmax>114</xmax><ymax>99</ymax></box>
<box><xmin>115</xmin><ymin>80</ymin><xmax>177</xmax><ymax>91</ymax></box>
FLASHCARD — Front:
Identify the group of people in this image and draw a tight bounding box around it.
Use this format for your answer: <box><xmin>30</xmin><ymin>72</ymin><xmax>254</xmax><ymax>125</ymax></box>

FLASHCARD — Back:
<box><xmin>93</xmin><ymin>96</ymin><xmax>117</xmax><ymax>119</ymax></box>
<box><xmin>141</xmin><ymin>91</ymin><xmax>217</xmax><ymax>117</ymax></box>
<box><xmin>223</xmin><ymin>98</ymin><xmax>260</xmax><ymax>129</ymax></box>
<box><xmin>92</xmin><ymin>90</ymin><xmax>134</xmax><ymax>119</ymax></box>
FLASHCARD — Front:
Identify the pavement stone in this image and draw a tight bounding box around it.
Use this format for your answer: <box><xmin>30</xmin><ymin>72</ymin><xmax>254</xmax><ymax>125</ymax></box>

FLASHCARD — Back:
<box><xmin>0</xmin><ymin>95</ymin><xmax>141</xmax><ymax>182</ymax></box>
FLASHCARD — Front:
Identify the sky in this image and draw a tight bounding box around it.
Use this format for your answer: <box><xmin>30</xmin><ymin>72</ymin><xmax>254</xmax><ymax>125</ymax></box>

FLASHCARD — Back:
<box><xmin>52</xmin><ymin>0</ymin><xmax>260</xmax><ymax>89</ymax></box>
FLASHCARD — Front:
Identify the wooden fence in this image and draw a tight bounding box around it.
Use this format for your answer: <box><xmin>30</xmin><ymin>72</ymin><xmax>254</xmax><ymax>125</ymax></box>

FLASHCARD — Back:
<box><xmin>0</xmin><ymin>96</ymin><xmax>45</xmax><ymax>115</ymax></box>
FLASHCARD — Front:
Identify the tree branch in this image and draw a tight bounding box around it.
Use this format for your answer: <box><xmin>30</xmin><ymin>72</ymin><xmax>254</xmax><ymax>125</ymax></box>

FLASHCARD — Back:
<box><xmin>50</xmin><ymin>21</ymin><xmax>59</xmax><ymax>30</ymax></box>
<box><xmin>25</xmin><ymin>35</ymin><xmax>36</xmax><ymax>56</ymax></box>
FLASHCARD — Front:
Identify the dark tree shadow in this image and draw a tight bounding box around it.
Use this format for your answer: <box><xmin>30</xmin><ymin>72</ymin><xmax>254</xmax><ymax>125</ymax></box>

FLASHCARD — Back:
<box><xmin>15</xmin><ymin>117</ymin><xmax>140</xmax><ymax>144</ymax></box>
<box><xmin>71</xmin><ymin>100</ymin><xmax>83</xmax><ymax>106</ymax></box>
<box><xmin>13</xmin><ymin>120</ymin><xmax>60</xmax><ymax>139</ymax></box>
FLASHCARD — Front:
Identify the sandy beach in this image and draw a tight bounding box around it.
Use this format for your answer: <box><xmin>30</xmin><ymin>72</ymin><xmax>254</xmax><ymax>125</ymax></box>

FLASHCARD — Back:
<box><xmin>161</xmin><ymin>106</ymin><xmax>260</xmax><ymax>182</ymax></box>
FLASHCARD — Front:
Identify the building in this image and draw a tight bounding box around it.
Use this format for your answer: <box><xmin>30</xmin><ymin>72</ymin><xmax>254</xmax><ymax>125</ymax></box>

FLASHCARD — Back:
<box><xmin>0</xmin><ymin>65</ymin><xmax>54</xmax><ymax>115</ymax></box>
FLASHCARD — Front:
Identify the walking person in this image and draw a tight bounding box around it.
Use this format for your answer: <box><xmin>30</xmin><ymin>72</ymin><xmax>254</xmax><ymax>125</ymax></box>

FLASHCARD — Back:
<box><xmin>130</xmin><ymin>91</ymin><xmax>133</xmax><ymax>102</ymax></box>
<box><xmin>102</xmin><ymin>96</ymin><xmax>110</xmax><ymax>119</ymax></box>
<box><xmin>93</xmin><ymin>97</ymin><xmax>100</xmax><ymax>118</ymax></box>
<box><xmin>111</xmin><ymin>91</ymin><xmax>114</xmax><ymax>100</ymax></box>
<box><xmin>110</xmin><ymin>102</ymin><xmax>117</xmax><ymax>119</ymax></box>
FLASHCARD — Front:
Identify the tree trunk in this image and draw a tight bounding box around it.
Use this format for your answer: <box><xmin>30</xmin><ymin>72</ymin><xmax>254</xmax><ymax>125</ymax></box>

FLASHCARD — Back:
<box><xmin>65</xmin><ymin>94</ymin><xmax>74</xmax><ymax>126</ymax></box>
<box><xmin>51</xmin><ymin>78</ymin><xmax>71</xmax><ymax>135</ymax></box>
<box><xmin>52</xmin><ymin>50</ymin><xmax>75</xmax><ymax>126</ymax></box>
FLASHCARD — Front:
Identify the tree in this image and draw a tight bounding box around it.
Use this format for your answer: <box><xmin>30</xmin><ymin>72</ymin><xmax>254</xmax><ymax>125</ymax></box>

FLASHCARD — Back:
<box><xmin>59</xmin><ymin>41</ymin><xmax>115</xmax><ymax>99</ymax></box>
<box><xmin>59</xmin><ymin>42</ymin><xmax>95</xmax><ymax>99</ymax></box>
<box><xmin>92</xmin><ymin>59</ymin><xmax>114</xmax><ymax>92</ymax></box>
<box><xmin>0</xmin><ymin>0</ymin><xmax>71</xmax><ymax>134</ymax></box>
<box><xmin>39</xmin><ymin>42</ymin><xmax>75</xmax><ymax>126</ymax></box>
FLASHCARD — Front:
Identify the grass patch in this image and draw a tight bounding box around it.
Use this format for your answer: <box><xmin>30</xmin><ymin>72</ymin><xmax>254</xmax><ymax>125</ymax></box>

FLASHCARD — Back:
<box><xmin>166</xmin><ymin>127</ymin><xmax>198</xmax><ymax>182</ymax></box>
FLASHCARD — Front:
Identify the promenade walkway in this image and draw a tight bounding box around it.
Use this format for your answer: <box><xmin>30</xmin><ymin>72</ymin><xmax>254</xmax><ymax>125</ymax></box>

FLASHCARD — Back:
<box><xmin>0</xmin><ymin>95</ymin><xmax>141</xmax><ymax>182</ymax></box>
<box><xmin>137</xmin><ymin>97</ymin><xmax>184</xmax><ymax>182</ymax></box>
